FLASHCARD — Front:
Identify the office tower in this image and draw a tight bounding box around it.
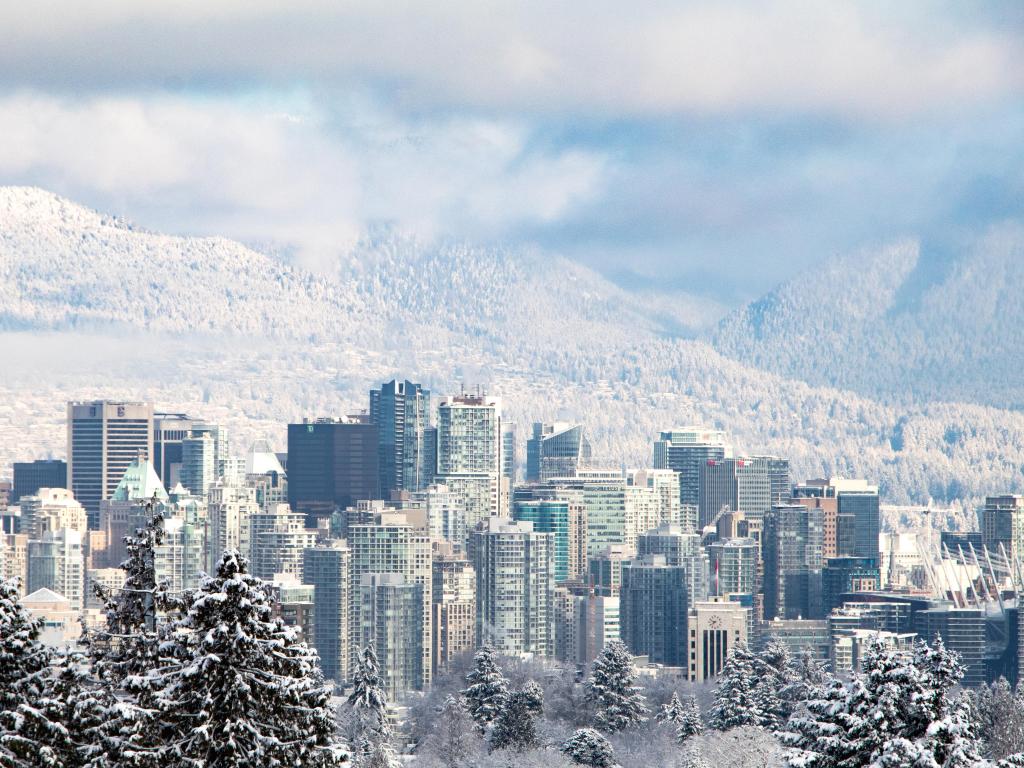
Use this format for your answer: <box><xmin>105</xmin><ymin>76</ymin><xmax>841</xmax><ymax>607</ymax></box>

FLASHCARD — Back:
<box><xmin>349</xmin><ymin>512</ymin><xmax>432</xmax><ymax>687</ymax></box>
<box><xmin>513</xmin><ymin>498</ymin><xmax>586</xmax><ymax>583</ymax></box>
<box><xmin>653</xmin><ymin>427</ymin><xmax>730</xmax><ymax>509</ymax></box>
<box><xmin>573</xmin><ymin>592</ymin><xmax>620</xmax><ymax>666</ymax></box>
<box><xmin>12</xmin><ymin>460</ymin><xmax>67</xmax><ymax>504</ymax></box>
<box><xmin>707</xmin><ymin>537</ymin><xmax>758</xmax><ymax>596</ymax></box>
<box><xmin>840</xmin><ymin>490</ymin><xmax>880</xmax><ymax>565</ymax></box>
<box><xmin>791</xmin><ymin>493</ymin><xmax>843</xmax><ymax>559</ymax></box>
<box><xmin>755</xmin><ymin>456</ymin><xmax>791</xmax><ymax>506</ymax></box>
<box><xmin>357</xmin><ymin>573</ymin><xmax>424</xmax><ymax>702</ymax></box>
<box><xmin>250</xmin><ymin>503</ymin><xmax>318</xmax><ymax>582</ymax></box>
<box><xmin>67</xmin><ymin>400</ymin><xmax>154</xmax><ymax>528</ymax></box>
<box><xmin>436</xmin><ymin>394</ymin><xmax>502</xmax><ymax>525</ymax></box>
<box><xmin>981</xmin><ymin>495</ymin><xmax>1024</xmax><ymax>562</ymax></box>
<box><xmin>27</xmin><ymin>528</ymin><xmax>84</xmax><ymax>611</ymax></box>
<box><xmin>155</xmin><ymin>514</ymin><xmax>206</xmax><ymax>593</ymax></box>
<box><xmin>208</xmin><ymin>482</ymin><xmax>260</xmax><ymax>570</ymax></box>
<box><xmin>303</xmin><ymin>541</ymin><xmax>351</xmax><ymax>682</ymax></box>
<box><xmin>620</xmin><ymin>555</ymin><xmax>689</xmax><ymax>666</ymax></box>
<box><xmin>180</xmin><ymin>432</ymin><xmax>216</xmax><ymax>498</ymax></box>
<box><xmin>370</xmin><ymin>380</ymin><xmax>435</xmax><ymax>496</ymax></box>
<box><xmin>502</xmin><ymin>423</ymin><xmax>516</xmax><ymax>483</ymax></box>
<box><xmin>287</xmin><ymin>416</ymin><xmax>381</xmax><ymax>525</ymax></box>
<box><xmin>688</xmin><ymin>597</ymin><xmax>751</xmax><ymax>682</ymax></box>
<box><xmin>98</xmin><ymin>458</ymin><xmax>169</xmax><ymax>569</ymax></box>
<box><xmin>822</xmin><ymin>557</ymin><xmax>880</xmax><ymax>614</ymax></box>
<box><xmin>471</xmin><ymin>517</ymin><xmax>553</xmax><ymax>656</ymax></box>
<box><xmin>431</xmin><ymin>545</ymin><xmax>476</xmax><ymax>674</ymax></box>
<box><xmin>628</xmin><ymin>469</ymin><xmax>683</xmax><ymax>530</ymax></box>
<box><xmin>698</xmin><ymin>457</ymin><xmax>772</xmax><ymax>530</ymax></box>
<box><xmin>153</xmin><ymin>413</ymin><xmax>199</xmax><ymax>487</ymax></box>
<box><xmin>915</xmin><ymin>607</ymin><xmax>985</xmax><ymax>688</ymax></box>
<box><xmin>588</xmin><ymin>545</ymin><xmax>630</xmax><ymax>597</ymax></box>
<box><xmin>637</xmin><ymin>523</ymin><xmax>710</xmax><ymax>603</ymax></box>
<box><xmin>763</xmin><ymin>504</ymin><xmax>825</xmax><ymax>620</ymax></box>
<box><xmin>19</xmin><ymin>488</ymin><xmax>87</xmax><ymax>539</ymax></box>
<box><xmin>794</xmin><ymin>477</ymin><xmax>878</xmax><ymax>561</ymax></box>
<box><xmin>526</xmin><ymin>423</ymin><xmax>592</xmax><ymax>482</ymax></box>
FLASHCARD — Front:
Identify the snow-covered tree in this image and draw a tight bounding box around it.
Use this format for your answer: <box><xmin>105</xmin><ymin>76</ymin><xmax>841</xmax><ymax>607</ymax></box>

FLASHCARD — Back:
<box><xmin>561</xmin><ymin>728</ymin><xmax>616</xmax><ymax>768</ymax></box>
<box><xmin>676</xmin><ymin>697</ymin><xmax>704</xmax><ymax>743</ymax></box>
<box><xmin>462</xmin><ymin>646</ymin><xmax>508</xmax><ymax>732</ymax></box>
<box><xmin>708</xmin><ymin>645</ymin><xmax>762</xmax><ymax>731</ymax></box>
<box><xmin>0</xmin><ymin>578</ymin><xmax>50</xmax><ymax>712</ymax></box>
<box><xmin>363</xmin><ymin>740</ymin><xmax>401</xmax><ymax>768</ymax></box>
<box><xmin>587</xmin><ymin>640</ymin><xmax>648</xmax><ymax>733</ymax></box>
<box><xmin>973</xmin><ymin>677</ymin><xmax>1024</xmax><ymax>760</ymax></box>
<box><xmin>153</xmin><ymin>550</ymin><xmax>343</xmax><ymax>767</ymax></box>
<box><xmin>679</xmin><ymin>745</ymin><xmax>710</xmax><ymax>768</ymax></box>
<box><xmin>344</xmin><ymin>643</ymin><xmax>391</xmax><ymax>758</ymax></box>
<box><xmin>420</xmin><ymin>695</ymin><xmax>479</xmax><ymax>768</ymax></box>
<box><xmin>521</xmin><ymin>679</ymin><xmax>544</xmax><ymax>717</ymax></box>
<box><xmin>753</xmin><ymin>641</ymin><xmax>791</xmax><ymax>729</ymax></box>
<box><xmin>489</xmin><ymin>688</ymin><xmax>540</xmax><ymax>753</ymax></box>
<box><xmin>656</xmin><ymin>692</ymin><xmax>684</xmax><ymax>724</ymax></box>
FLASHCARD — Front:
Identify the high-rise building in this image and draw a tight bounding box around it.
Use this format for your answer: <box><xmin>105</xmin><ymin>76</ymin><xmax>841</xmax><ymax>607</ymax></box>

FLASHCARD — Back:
<box><xmin>27</xmin><ymin>528</ymin><xmax>84</xmax><ymax>611</ymax></box>
<box><xmin>12</xmin><ymin>460</ymin><xmax>67</xmax><ymax>504</ymax></box>
<box><xmin>357</xmin><ymin>573</ymin><xmax>424</xmax><ymax>702</ymax></box>
<box><xmin>755</xmin><ymin>456</ymin><xmax>792</xmax><ymax>506</ymax></box>
<box><xmin>349</xmin><ymin>512</ymin><xmax>432</xmax><ymax>687</ymax></box>
<box><xmin>287</xmin><ymin>416</ymin><xmax>381</xmax><ymax>525</ymax></box>
<box><xmin>180</xmin><ymin>432</ymin><xmax>216</xmax><ymax>498</ymax></box>
<box><xmin>249</xmin><ymin>503</ymin><xmax>317</xmax><ymax>582</ymax></box>
<box><xmin>19</xmin><ymin>488</ymin><xmax>87</xmax><ymax>539</ymax></box>
<box><xmin>526</xmin><ymin>423</ymin><xmax>592</xmax><ymax>482</ymax></box>
<box><xmin>152</xmin><ymin>413</ymin><xmax>198</xmax><ymax>488</ymax></box>
<box><xmin>572</xmin><ymin>592</ymin><xmax>620</xmax><ymax>666</ymax></box>
<box><xmin>915</xmin><ymin>607</ymin><xmax>986</xmax><ymax>688</ymax></box>
<box><xmin>636</xmin><ymin>523</ymin><xmax>709</xmax><ymax>604</ymax></box>
<box><xmin>763</xmin><ymin>504</ymin><xmax>825</xmax><ymax>620</ymax></box>
<box><xmin>839</xmin><ymin>490</ymin><xmax>880</xmax><ymax>566</ymax></box>
<box><xmin>627</xmin><ymin>469</ymin><xmax>683</xmax><ymax>530</ymax></box>
<box><xmin>513</xmin><ymin>498</ymin><xmax>586</xmax><ymax>583</ymax></box>
<box><xmin>436</xmin><ymin>394</ymin><xmax>502</xmax><ymax>525</ymax></box>
<box><xmin>620</xmin><ymin>554</ymin><xmax>689</xmax><ymax>666</ymax></box>
<box><xmin>688</xmin><ymin>597</ymin><xmax>751</xmax><ymax>682</ymax></box>
<box><xmin>369</xmin><ymin>380</ymin><xmax>435</xmax><ymax>496</ymax></box>
<box><xmin>97</xmin><ymin>458</ymin><xmax>169</xmax><ymax>569</ymax></box>
<box><xmin>155</xmin><ymin>513</ymin><xmax>206</xmax><ymax>593</ymax></box>
<box><xmin>981</xmin><ymin>495</ymin><xmax>1024</xmax><ymax>562</ymax></box>
<box><xmin>793</xmin><ymin>478</ymin><xmax>877</xmax><ymax>562</ymax></box>
<box><xmin>502</xmin><ymin>423</ymin><xmax>517</xmax><ymax>484</ymax></box>
<box><xmin>698</xmin><ymin>457</ymin><xmax>772</xmax><ymax>530</ymax></box>
<box><xmin>653</xmin><ymin>428</ymin><xmax>730</xmax><ymax>509</ymax></box>
<box><xmin>588</xmin><ymin>545</ymin><xmax>630</xmax><ymax>597</ymax></box>
<box><xmin>431</xmin><ymin>544</ymin><xmax>476</xmax><ymax>674</ymax></box>
<box><xmin>303</xmin><ymin>540</ymin><xmax>351</xmax><ymax>682</ymax></box>
<box><xmin>471</xmin><ymin>517</ymin><xmax>553</xmax><ymax>656</ymax></box>
<box><xmin>67</xmin><ymin>400</ymin><xmax>154</xmax><ymax>528</ymax></box>
<box><xmin>707</xmin><ymin>537</ymin><xmax>758</xmax><ymax>597</ymax></box>
<box><xmin>822</xmin><ymin>557</ymin><xmax>880</xmax><ymax>614</ymax></box>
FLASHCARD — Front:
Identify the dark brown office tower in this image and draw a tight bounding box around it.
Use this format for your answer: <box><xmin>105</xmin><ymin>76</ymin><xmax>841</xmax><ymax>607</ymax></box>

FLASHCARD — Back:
<box><xmin>287</xmin><ymin>415</ymin><xmax>381</xmax><ymax>526</ymax></box>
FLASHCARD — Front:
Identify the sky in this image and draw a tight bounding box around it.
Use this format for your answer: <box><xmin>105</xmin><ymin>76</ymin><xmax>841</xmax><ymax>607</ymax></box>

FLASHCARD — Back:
<box><xmin>0</xmin><ymin>1</ymin><xmax>1022</xmax><ymax>306</ymax></box>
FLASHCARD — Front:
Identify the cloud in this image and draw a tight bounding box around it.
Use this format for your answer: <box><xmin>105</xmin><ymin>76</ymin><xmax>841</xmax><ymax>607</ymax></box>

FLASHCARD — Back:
<box><xmin>0</xmin><ymin>1</ymin><xmax>1020</xmax><ymax>119</ymax></box>
<box><xmin>0</xmin><ymin>91</ymin><xmax>607</xmax><ymax>268</ymax></box>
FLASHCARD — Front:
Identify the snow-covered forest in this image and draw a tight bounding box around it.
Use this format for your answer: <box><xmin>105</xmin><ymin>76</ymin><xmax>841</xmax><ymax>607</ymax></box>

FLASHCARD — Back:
<box><xmin>4</xmin><ymin>187</ymin><xmax>1024</xmax><ymax>515</ymax></box>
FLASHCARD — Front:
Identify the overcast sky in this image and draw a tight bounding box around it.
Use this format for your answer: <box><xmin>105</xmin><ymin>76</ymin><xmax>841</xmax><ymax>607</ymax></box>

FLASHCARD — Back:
<box><xmin>1</xmin><ymin>1</ymin><xmax>1022</xmax><ymax>303</ymax></box>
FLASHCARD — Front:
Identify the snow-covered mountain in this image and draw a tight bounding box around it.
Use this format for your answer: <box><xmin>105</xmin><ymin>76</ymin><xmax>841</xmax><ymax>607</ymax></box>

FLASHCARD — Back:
<box><xmin>4</xmin><ymin>186</ymin><xmax>1024</xmax><ymax>523</ymax></box>
<box><xmin>709</xmin><ymin>228</ymin><xmax>1024</xmax><ymax>409</ymax></box>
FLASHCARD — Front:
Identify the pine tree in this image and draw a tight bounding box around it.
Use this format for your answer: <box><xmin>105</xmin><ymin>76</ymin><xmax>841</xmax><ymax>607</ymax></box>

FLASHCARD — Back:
<box><xmin>586</xmin><ymin>640</ymin><xmax>648</xmax><ymax>733</ymax></box>
<box><xmin>363</xmin><ymin>740</ymin><xmax>401</xmax><ymax>768</ymax></box>
<box><xmin>753</xmin><ymin>640</ymin><xmax>791</xmax><ymax>728</ymax></box>
<box><xmin>676</xmin><ymin>696</ymin><xmax>703</xmax><ymax>743</ymax></box>
<box><xmin>461</xmin><ymin>646</ymin><xmax>508</xmax><ymax>732</ymax></box>
<box><xmin>521</xmin><ymin>679</ymin><xmax>544</xmax><ymax>717</ymax></box>
<box><xmin>489</xmin><ymin>689</ymin><xmax>540</xmax><ymax>753</ymax></box>
<box><xmin>974</xmin><ymin>677</ymin><xmax>1024</xmax><ymax>760</ymax></box>
<box><xmin>561</xmin><ymin>728</ymin><xmax>616</xmax><ymax>768</ymax></box>
<box><xmin>679</xmin><ymin>745</ymin><xmax>710</xmax><ymax>768</ymax></box>
<box><xmin>708</xmin><ymin>645</ymin><xmax>762</xmax><ymax>730</ymax></box>
<box><xmin>656</xmin><ymin>692</ymin><xmax>684</xmax><ymax>724</ymax></box>
<box><xmin>153</xmin><ymin>550</ymin><xmax>343</xmax><ymax>767</ymax></box>
<box><xmin>0</xmin><ymin>578</ymin><xmax>50</xmax><ymax>712</ymax></box>
<box><xmin>346</xmin><ymin>642</ymin><xmax>392</xmax><ymax>755</ymax></box>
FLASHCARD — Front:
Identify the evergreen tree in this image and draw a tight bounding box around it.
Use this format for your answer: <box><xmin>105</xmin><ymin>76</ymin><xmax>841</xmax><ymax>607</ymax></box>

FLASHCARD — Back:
<box><xmin>0</xmin><ymin>578</ymin><xmax>50</xmax><ymax>712</ymax></box>
<box><xmin>708</xmin><ymin>645</ymin><xmax>762</xmax><ymax>730</ymax></box>
<box><xmin>679</xmin><ymin>745</ymin><xmax>710</xmax><ymax>768</ymax></box>
<box><xmin>974</xmin><ymin>677</ymin><xmax>1024</xmax><ymax>760</ymax></box>
<box><xmin>424</xmin><ymin>695</ymin><xmax>477</xmax><ymax>768</ymax></box>
<box><xmin>586</xmin><ymin>640</ymin><xmax>648</xmax><ymax>733</ymax></box>
<box><xmin>656</xmin><ymin>692</ymin><xmax>684</xmax><ymax>724</ymax></box>
<box><xmin>561</xmin><ymin>728</ymin><xmax>616</xmax><ymax>768</ymax></box>
<box><xmin>461</xmin><ymin>646</ymin><xmax>508</xmax><ymax>732</ymax></box>
<box><xmin>489</xmin><ymin>689</ymin><xmax>540</xmax><ymax>753</ymax></box>
<box><xmin>521</xmin><ymin>680</ymin><xmax>544</xmax><ymax>717</ymax></box>
<box><xmin>753</xmin><ymin>640</ymin><xmax>791</xmax><ymax>728</ymax></box>
<box><xmin>153</xmin><ymin>550</ymin><xmax>343</xmax><ymax>767</ymax></box>
<box><xmin>676</xmin><ymin>696</ymin><xmax>704</xmax><ymax>743</ymax></box>
<box><xmin>363</xmin><ymin>740</ymin><xmax>401</xmax><ymax>768</ymax></box>
<box><xmin>346</xmin><ymin>642</ymin><xmax>392</xmax><ymax>755</ymax></box>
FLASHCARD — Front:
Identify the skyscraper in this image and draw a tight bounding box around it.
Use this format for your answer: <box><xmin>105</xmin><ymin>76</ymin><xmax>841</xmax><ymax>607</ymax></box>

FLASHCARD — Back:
<box><xmin>763</xmin><ymin>504</ymin><xmax>825</xmax><ymax>621</ymax></box>
<box><xmin>357</xmin><ymin>573</ymin><xmax>424</xmax><ymax>701</ymax></box>
<box><xmin>636</xmin><ymin>523</ymin><xmax>709</xmax><ymax>603</ymax></box>
<box><xmin>620</xmin><ymin>555</ymin><xmax>690</xmax><ymax>666</ymax></box>
<box><xmin>512</xmin><ymin>498</ymin><xmax>586</xmax><ymax>583</ymax></box>
<box><xmin>980</xmin><ymin>495</ymin><xmax>1024</xmax><ymax>562</ymax></box>
<box><xmin>431</xmin><ymin>544</ymin><xmax>476</xmax><ymax>674</ymax></box>
<box><xmin>152</xmin><ymin>412</ymin><xmax>198</xmax><ymax>488</ymax></box>
<box><xmin>653</xmin><ymin>427</ymin><xmax>730</xmax><ymax>509</ymax></box>
<box><xmin>303</xmin><ymin>541</ymin><xmax>351</xmax><ymax>682</ymax></box>
<box><xmin>436</xmin><ymin>394</ymin><xmax>502</xmax><ymax>525</ymax></box>
<box><xmin>707</xmin><ymin>537</ymin><xmax>757</xmax><ymax>596</ymax></box>
<box><xmin>67</xmin><ymin>400</ymin><xmax>154</xmax><ymax>528</ymax></box>
<box><xmin>698</xmin><ymin>457</ymin><xmax>772</xmax><ymax>530</ymax></box>
<box><xmin>287</xmin><ymin>416</ymin><xmax>381</xmax><ymax>525</ymax></box>
<box><xmin>27</xmin><ymin>528</ymin><xmax>84</xmax><ymax>611</ymax></box>
<box><xmin>526</xmin><ymin>423</ymin><xmax>592</xmax><ymax>482</ymax></box>
<box><xmin>180</xmin><ymin>432</ymin><xmax>216</xmax><ymax>498</ymax></box>
<box><xmin>369</xmin><ymin>380</ymin><xmax>435</xmax><ymax>496</ymax></box>
<box><xmin>471</xmin><ymin>517</ymin><xmax>553</xmax><ymax>656</ymax></box>
<box><xmin>12</xmin><ymin>460</ymin><xmax>67</xmax><ymax>504</ymax></box>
